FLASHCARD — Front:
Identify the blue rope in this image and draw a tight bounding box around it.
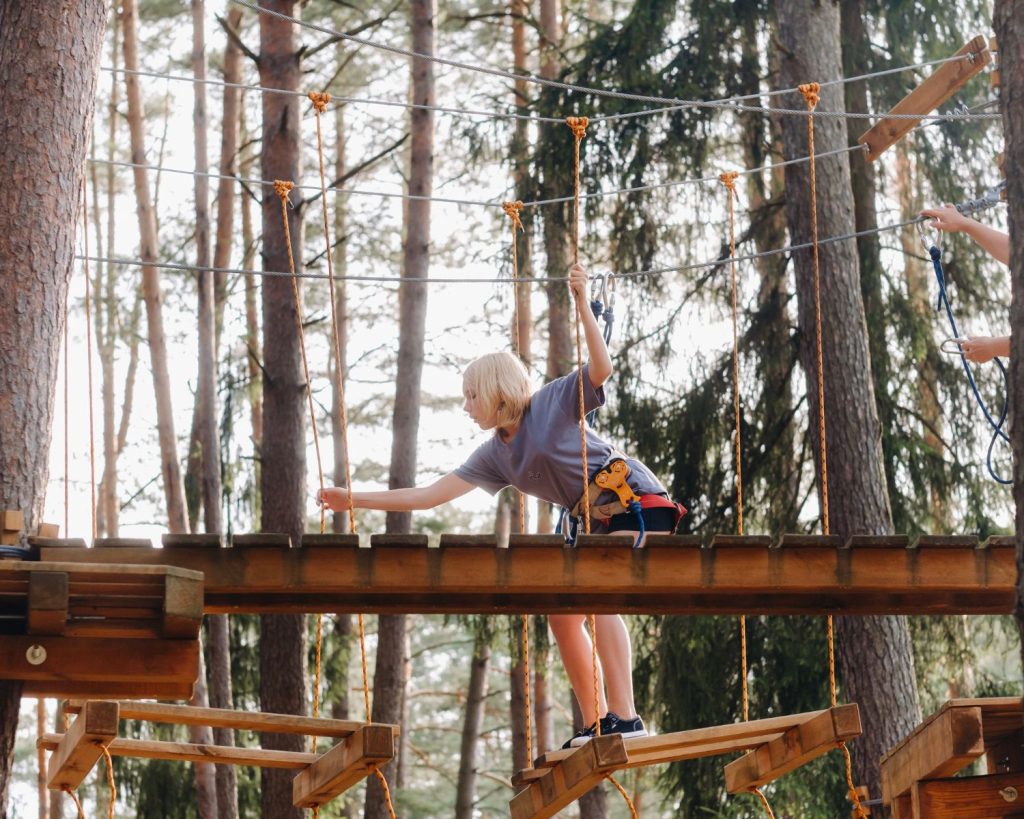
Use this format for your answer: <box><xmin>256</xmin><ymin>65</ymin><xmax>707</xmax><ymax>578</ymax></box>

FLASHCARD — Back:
<box><xmin>929</xmin><ymin>244</ymin><xmax>1010</xmax><ymax>484</ymax></box>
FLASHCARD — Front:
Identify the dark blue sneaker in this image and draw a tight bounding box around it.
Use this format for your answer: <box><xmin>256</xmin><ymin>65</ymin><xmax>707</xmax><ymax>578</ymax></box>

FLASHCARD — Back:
<box><xmin>569</xmin><ymin>712</ymin><xmax>647</xmax><ymax>747</ymax></box>
<box><xmin>562</xmin><ymin>722</ymin><xmax>596</xmax><ymax>749</ymax></box>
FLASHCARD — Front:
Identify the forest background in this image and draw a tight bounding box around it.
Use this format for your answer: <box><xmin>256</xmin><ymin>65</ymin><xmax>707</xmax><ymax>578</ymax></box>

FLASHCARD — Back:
<box><xmin>4</xmin><ymin>0</ymin><xmax>1023</xmax><ymax>817</ymax></box>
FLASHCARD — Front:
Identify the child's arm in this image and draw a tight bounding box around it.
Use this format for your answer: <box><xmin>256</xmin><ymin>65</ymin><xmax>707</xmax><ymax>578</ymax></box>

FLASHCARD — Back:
<box><xmin>318</xmin><ymin>473</ymin><xmax>476</xmax><ymax>513</ymax></box>
<box><xmin>568</xmin><ymin>263</ymin><xmax>613</xmax><ymax>387</ymax></box>
<box><xmin>920</xmin><ymin>205</ymin><xmax>1009</xmax><ymax>265</ymax></box>
<box><xmin>959</xmin><ymin>335</ymin><xmax>1010</xmax><ymax>363</ymax></box>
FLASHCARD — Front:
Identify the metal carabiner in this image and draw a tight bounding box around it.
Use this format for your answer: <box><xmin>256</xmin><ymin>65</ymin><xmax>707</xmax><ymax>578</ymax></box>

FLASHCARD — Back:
<box><xmin>916</xmin><ymin>217</ymin><xmax>942</xmax><ymax>254</ymax></box>
<box><xmin>592</xmin><ymin>270</ymin><xmax>610</xmax><ymax>306</ymax></box>
<box><xmin>940</xmin><ymin>337</ymin><xmax>967</xmax><ymax>356</ymax></box>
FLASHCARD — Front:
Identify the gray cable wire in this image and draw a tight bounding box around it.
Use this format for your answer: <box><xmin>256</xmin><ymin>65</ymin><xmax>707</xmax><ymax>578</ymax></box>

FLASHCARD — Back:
<box><xmin>77</xmin><ymin>211</ymin><xmax>969</xmax><ymax>286</ymax></box>
<box><xmin>89</xmin><ymin>143</ymin><xmax>866</xmax><ymax>210</ymax></box>
<box><xmin>233</xmin><ymin>0</ymin><xmax>997</xmax><ymax>122</ymax></box>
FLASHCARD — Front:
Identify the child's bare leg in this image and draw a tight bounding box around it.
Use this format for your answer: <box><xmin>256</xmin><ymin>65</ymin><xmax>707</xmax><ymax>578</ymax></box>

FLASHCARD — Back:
<box><xmin>549</xmin><ymin>613</ymin><xmax>608</xmax><ymax>724</ymax></box>
<box><xmin>594</xmin><ymin>614</ymin><xmax>637</xmax><ymax>718</ymax></box>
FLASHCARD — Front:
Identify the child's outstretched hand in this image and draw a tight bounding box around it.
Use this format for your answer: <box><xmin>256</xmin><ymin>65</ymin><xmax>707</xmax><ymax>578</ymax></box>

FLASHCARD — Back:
<box><xmin>317</xmin><ymin>487</ymin><xmax>349</xmax><ymax>512</ymax></box>
<box><xmin>568</xmin><ymin>262</ymin><xmax>588</xmax><ymax>303</ymax></box>
<box><xmin>958</xmin><ymin>336</ymin><xmax>1006</xmax><ymax>364</ymax></box>
<box><xmin>920</xmin><ymin>205</ymin><xmax>974</xmax><ymax>234</ymax></box>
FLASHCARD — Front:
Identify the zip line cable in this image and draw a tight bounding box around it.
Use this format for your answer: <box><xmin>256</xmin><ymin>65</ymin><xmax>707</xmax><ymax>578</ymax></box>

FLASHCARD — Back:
<box><xmin>76</xmin><ymin>212</ymin><xmax>960</xmax><ymax>286</ymax></box>
<box><xmin>88</xmin><ymin>143</ymin><xmax>867</xmax><ymax>211</ymax></box>
<box><xmin>232</xmin><ymin>0</ymin><xmax>997</xmax><ymax>122</ymax></box>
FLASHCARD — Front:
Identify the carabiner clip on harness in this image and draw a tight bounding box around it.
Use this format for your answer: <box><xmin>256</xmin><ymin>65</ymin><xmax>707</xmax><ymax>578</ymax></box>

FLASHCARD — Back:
<box><xmin>559</xmin><ymin>458</ymin><xmax>645</xmax><ymax>547</ymax></box>
<box><xmin>922</xmin><ymin>224</ymin><xmax>1010</xmax><ymax>485</ymax></box>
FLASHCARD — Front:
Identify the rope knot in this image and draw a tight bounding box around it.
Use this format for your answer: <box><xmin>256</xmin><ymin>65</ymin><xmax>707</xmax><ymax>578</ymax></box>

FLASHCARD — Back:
<box><xmin>502</xmin><ymin>200</ymin><xmax>524</xmax><ymax>231</ymax></box>
<box><xmin>565</xmin><ymin>115</ymin><xmax>589</xmax><ymax>140</ymax></box>
<box><xmin>273</xmin><ymin>179</ymin><xmax>295</xmax><ymax>204</ymax></box>
<box><xmin>308</xmin><ymin>91</ymin><xmax>331</xmax><ymax>113</ymax></box>
<box><xmin>798</xmin><ymin>82</ymin><xmax>821</xmax><ymax>110</ymax></box>
<box><xmin>719</xmin><ymin>170</ymin><xmax>739</xmax><ymax>193</ymax></box>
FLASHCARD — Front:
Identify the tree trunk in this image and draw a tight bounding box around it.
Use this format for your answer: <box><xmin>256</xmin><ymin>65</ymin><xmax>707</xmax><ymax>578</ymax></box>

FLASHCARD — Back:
<box><xmin>368</xmin><ymin>1</ymin><xmax>434</xmax><ymax>815</ymax></box>
<box><xmin>240</xmin><ymin>104</ymin><xmax>262</xmax><ymax>523</ymax></box>
<box><xmin>776</xmin><ymin>0</ymin><xmax>920</xmax><ymax>802</ymax></box>
<box><xmin>0</xmin><ymin>0</ymin><xmax>107</xmax><ymax>809</ymax></box>
<box><xmin>533</xmin><ymin>627</ymin><xmax>554</xmax><ymax>756</ymax></box>
<box><xmin>188</xmin><ymin>639</ymin><xmax>218</xmax><ymax>819</ymax></box>
<box><xmin>994</xmin><ymin>0</ymin><xmax>1024</xmax><ymax>695</ymax></box>
<box><xmin>213</xmin><ymin>6</ymin><xmax>243</xmax><ymax>328</ymax></box>
<box><xmin>258</xmin><ymin>3</ymin><xmax>307</xmax><ymax>818</ymax></box>
<box><xmin>121</xmin><ymin>0</ymin><xmax>189</xmax><ymax>534</ymax></box>
<box><xmin>455</xmin><ymin>632</ymin><xmax>491</xmax><ymax>819</ymax></box>
<box><xmin>206</xmin><ymin>613</ymin><xmax>238</xmax><ymax>819</ymax></box>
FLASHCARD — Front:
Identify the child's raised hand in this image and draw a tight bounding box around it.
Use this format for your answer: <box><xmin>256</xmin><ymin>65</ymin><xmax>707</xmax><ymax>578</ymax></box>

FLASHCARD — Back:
<box><xmin>317</xmin><ymin>486</ymin><xmax>348</xmax><ymax>512</ymax></box>
<box><xmin>567</xmin><ymin>262</ymin><xmax>588</xmax><ymax>302</ymax></box>
<box><xmin>958</xmin><ymin>336</ymin><xmax>1003</xmax><ymax>364</ymax></box>
<box><xmin>920</xmin><ymin>204</ymin><xmax>973</xmax><ymax>234</ymax></box>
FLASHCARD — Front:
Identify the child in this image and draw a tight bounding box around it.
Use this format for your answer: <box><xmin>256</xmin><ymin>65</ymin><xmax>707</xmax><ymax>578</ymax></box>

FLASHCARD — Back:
<box><xmin>921</xmin><ymin>204</ymin><xmax>1010</xmax><ymax>363</ymax></box>
<box><xmin>319</xmin><ymin>262</ymin><xmax>685</xmax><ymax>749</ymax></box>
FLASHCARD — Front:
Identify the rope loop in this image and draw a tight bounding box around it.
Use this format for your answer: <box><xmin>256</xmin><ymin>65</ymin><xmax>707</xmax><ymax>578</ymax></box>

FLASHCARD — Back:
<box><xmin>799</xmin><ymin>81</ymin><xmax>821</xmax><ymax>110</ymax></box>
<box><xmin>565</xmin><ymin>115</ymin><xmax>589</xmax><ymax>140</ymax></box>
<box><xmin>604</xmin><ymin>773</ymin><xmax>639</xmax><ymax>818</ymax></box>
<box><xmin>308</xmin><ymin>90</ymin><xmax>331</xmax><ymax>112</ymax></box>
<box><xmin>719</xmin><ymin>170</ymin><xmax>739</xmax><ymax>193</ymax></box>
<box><xmin>502</xmin><ymin>199</ymin><xmax>525</xmax><ymax>231</ymax></box>
<box><xmin>273</xmin><ymin>179</ymin><xmax>295</xmax><ymax>203</ymax></box>
<box><xmin>63</xmin><ymin>787</ymin><xmax>86</xmax><ymax>819</ymax></box>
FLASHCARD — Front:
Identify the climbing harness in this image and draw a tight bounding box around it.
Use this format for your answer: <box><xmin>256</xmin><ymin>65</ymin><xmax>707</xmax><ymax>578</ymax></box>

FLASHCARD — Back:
<box><xmin>920</xmin><ymin>221</ymin><xmax>1010</xmax><ymax>484</ymax></box>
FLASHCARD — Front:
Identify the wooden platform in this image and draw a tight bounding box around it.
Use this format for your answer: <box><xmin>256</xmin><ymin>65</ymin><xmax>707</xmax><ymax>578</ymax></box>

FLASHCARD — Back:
<box><xmin>880</xmin><ymin>697</ymin><xmax>1024</xmax><ymax>818</ymax></box>
<box><xmin>41</xmin><ymin>700</ymin><xmax>398</xmax><ymax>808</ymax></box>
<box><xmin>30</xmin><ymin>533</ymin><xmax>1016</xmax><ymax>615</ymax></box>
<box><xmin>510</xmin><ymin>705</ymin><xmax>861</xmax><ymax>818</ymax></box>
<box><xmin>0</xmin><ymin>561</ymin><xmax>202</xmax><ymax>698</ymax></box>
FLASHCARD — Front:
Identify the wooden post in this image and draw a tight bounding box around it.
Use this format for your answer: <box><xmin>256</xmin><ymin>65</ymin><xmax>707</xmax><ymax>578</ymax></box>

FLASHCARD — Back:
<box><xmin>43</xmin><ymin>700</ymin><xmax>118</xmax><ymax>790</ymax></box>
<box><xmin>292</xmin><ymin>725</ymin><xmax>395</xmax><ymax>807</ymax></box>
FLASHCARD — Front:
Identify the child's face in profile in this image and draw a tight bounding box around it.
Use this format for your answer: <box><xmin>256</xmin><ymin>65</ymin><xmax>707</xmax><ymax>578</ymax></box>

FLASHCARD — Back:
<box><xmin>462</xmin><ymin>383</ymin><xmax>498</xmax><ymax>430</ymax></box>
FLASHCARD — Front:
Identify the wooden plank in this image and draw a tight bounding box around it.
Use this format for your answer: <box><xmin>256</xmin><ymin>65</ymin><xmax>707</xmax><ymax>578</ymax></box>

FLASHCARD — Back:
<box><xmin>776</xmin><ymin>534</ymin><xmax>843</xmax><ymax>549</ymax></box>
<box><xmin>914</xmin><ymin>535</ymin><xmax>979</xmax><ymax>549</ymax></box>
<box><xmin>510</xmin><ymin>735</ymin><xmax>627</xmax><ymax>819</ymax></box>
<box><xmin>162</xmin><ymin>572</ymin><xmax>203</xmax><ymax>639</ymax></box>
<box><xmin>231</xmin><ymin>533</ymin><xmax>292</xmax><ymax>548</ymax></box>
<box><xmin>38</xmin><ymin>734</ymin><xmax>317</xmax><ymax>769</ymax></box>
<box><xmin>880</xmin><ymin>704</ymin><xmax>985</xmax><ymax>805</ymax></box>
<box><xmin>1</xmin><ymin>511</ymin><xmax>24</xmax><ymax>532</ymax></box>
<box><xmin>162</xmin><ymin>534</ymin><xmax>223</xmax><ymax>549</ymax></box>
<box><xmin>63</xmin><ymin>700</ymin><xmax>397</xmax><ymax>738</ymax></box>
<box><xmin>94</xmin><ymin>538</ymin><xmax>153</xmax><ymax>549</ymax></box>
<box><xmin>27</xmin><ymin>573</ymin><xmax>68</xmax><ymax>635</ymax></box>
<box><xmin>725</xmin><ymin>704</ymin><xmax>862</xmax><ymax>792</ymax></box>
<box><xmin>37</xmin><ymin>523</ymin><xmax>60</xmax><ymax>539</ymax></box>
<box><xmin>25</xmin><ymin>680</ymin><xmax>194</xmax><ymax>700</ymax></box>
<box><xmin>300</xmin><ymin>534</ymin><xmax>360</xmax><ymax>549</ymax></box>
<box><xmin>27</xmin><ymin>538</ymin><xmax>87</xmax><ymax>549</ymax></box>
<box><xmin>35</xmin><ymin>536</ymin><xmax>1018</xmax><ymax>616</ymax></box>
<box><xmin>709</xmin><ymin>534</ymin><xmax>772</xmax><ymax>548</ymax></box>
<box><xmin>43</xmin><ymin>700</ymin><xmax>119</xmax><ymax>790</ymax></box>
<box><xmin>912</xmin><ymin>772</ymin><xmax>1024</xmax><ymax>818</ymax></box>
<box><xmin>0</xmin><ymin>635</ymin><xmax>199</xmax><ymax>685</ymax></box>
<box><xmin>439</xmin><ymin>534</ymin><xmax>498</xmax><ymax>548</ymax></box>
<box><xmin>574</xmin><ymin>534</ymin><xmax>636</xmax><ymax>549</ymax></box>
<box><xmin>643</xmin><ymin>534</ymin><xmax>702</xmax><ymax>549</ymax></box>
<box><xmin>508</xmin><ymin>534</ymin><xmax>566</xmax><ymax>548</ymax></box>
<box><xmin>369</xmin><ymin>534</ymin><xmax>428</xmax><ymax>548</ymax></box>
<box><xmin>0</xmin><ymin>533</ymin><xmax>20</xmax><ymax>546</ymax></box>
<box><xmin>858</xmin><ymin>35</ymin><xmax>991</xmax><ymax>160</ymax></box>
<box><xmin>293</xmin><ymin>725</ymin><xmax>395</xmax><ymax>807</ymax></box>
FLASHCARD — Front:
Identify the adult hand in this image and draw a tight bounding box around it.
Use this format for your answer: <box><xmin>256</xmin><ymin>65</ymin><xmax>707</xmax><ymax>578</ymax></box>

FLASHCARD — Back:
<box><xmin>568</xmin><ymin>262</ymin><xmax>588</xmax><ymax>303</ymax></box>
<box><xmin>920</xmin><ymin>204</ymin><xmax>974</xmax><ymax>234</ymax></box>
<box><xmin>317</xmin><ymin>486</ymin><xmax>350</xmax><ymax>512</ymax></box>
<box><xmin>958</xmin><ymin>336</ymin><xmax>1002</xmax><ymax>364</ymax></box>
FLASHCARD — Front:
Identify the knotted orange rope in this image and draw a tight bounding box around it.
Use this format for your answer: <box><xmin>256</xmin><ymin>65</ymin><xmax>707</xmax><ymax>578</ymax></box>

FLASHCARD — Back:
<box><xmin>799</xmin><ymin>81</ymin><xmax>868</xmax><ymax>819</ymax></box>
<box><xmin>102</xmin><ymin>747</ymin><xmax>116</xmax><ymax>819</ymax></box>
<box><xmin>503</xmin><ymin>200</ymin><xmax>527</xmax><ymax>535</ymax></box>
<box><xmin>63</xmin><ymin>787</ymin><xmax>85</xmax><ymax>819</ymax></box>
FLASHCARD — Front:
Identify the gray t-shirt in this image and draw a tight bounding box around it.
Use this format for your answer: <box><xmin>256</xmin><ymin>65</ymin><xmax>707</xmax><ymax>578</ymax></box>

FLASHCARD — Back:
<box><xmin>454</xmin><ymin>366</ymin><xmax>667</xmax><ymax>510</ymax></box>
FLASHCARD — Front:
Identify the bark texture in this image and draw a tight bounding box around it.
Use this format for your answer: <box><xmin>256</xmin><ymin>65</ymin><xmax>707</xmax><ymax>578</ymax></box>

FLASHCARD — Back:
<box><xmin>368</xmin><ymin>1</ymin><xmax>434</xmax><ymax>815</ymax></box>
<box><xmin>455</xmin><ymin>635</ymin><xmax>491</xmax><ymax>818</ymax></box>
<box><xmin>0</xmin><ymin>0</ymin><xmax>107</xmax><ymax>810</ymax></box>
<box><xmin>258</xmin><ymin>3</ymin><xmax>307</xmax><ymax>817</ymax></box>
<box><xmin>776</xmin><ymin>0</ymin><xmax>920</xmax><ymax>802</ymax></box>
<box><xmin>995</xmin><ymin>0</ymin><xmax>1024</xmax><ymax>688</ymax></box>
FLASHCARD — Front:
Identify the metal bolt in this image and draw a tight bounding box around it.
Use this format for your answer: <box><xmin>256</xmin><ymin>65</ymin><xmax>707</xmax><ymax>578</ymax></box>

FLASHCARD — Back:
<box><xmin>1000</xmin><ymin>787</ymin><xmax>1018</xmax><ymax>802</ymax></box>
<box><xmin>25</xmin><ymin>645</ymin><xmax>46</xmax><ymax>666</ymax></box>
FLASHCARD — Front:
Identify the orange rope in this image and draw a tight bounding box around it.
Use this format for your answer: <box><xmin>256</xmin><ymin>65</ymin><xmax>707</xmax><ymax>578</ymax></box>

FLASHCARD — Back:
<box><xmin>799</xmin><ymin>81</ymin><xmax>867</xmax><ymax>819</ymax></box>
<box><xmin>521</xmin><ymin>613</ymin><xmax>533</xmax><ymax>764</ymax></box>
<box><xmin>63</xmin><ymin>787</ymin><xmax>85</xmax><ymax>819</ymax></box>
<box><xmin>752</xmin><ymin>787</ymin><xmax>776</xmax><ymax>818</ymax></box>
<box><xmin>102</xmin><ymin>747</ymin><xmax>116</xmax><ymax>819</ymax></box>
<box><xmin>503</xmin><ymin>200</ymin><xmax>528</xmax><ymax>534</ymax></box>
<box><xmin>373</xmin><ymin>767</ymin><xmax>397</xmax><ymax>819</ymax></box>
<box><xmin>81</xmin><ymin>177</ymin><xmax>97</xmax><ymax>540</ymax></box>
<box><xmin>587</xmin><ymin>613</ymin><xmax>600</xmax><ymax>733</ymax></box>
<box><xmin>605</xmin><ymin>773</ymin><xmax>639</xmax><ymax>819</ymax></box>
<box><xmin>64</xmin><ymin>258</ymin><xmax>69</xmax><ymax>536</ymax></box>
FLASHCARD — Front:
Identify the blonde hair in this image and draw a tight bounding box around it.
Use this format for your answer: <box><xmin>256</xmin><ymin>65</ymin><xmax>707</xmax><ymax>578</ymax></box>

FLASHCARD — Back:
<box><xmin>463</xmin><ymin>351</ymin><xmax>532</xmax><ymax>433</ymax></box>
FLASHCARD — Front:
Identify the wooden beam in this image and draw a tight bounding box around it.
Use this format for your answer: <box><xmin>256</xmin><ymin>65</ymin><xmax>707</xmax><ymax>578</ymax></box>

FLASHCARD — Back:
<box><xmin>858</xmin><ymin>35</ymin><xmax>991</xmax><ymax>160</ymax></box>
<box><xmin>42</xmin><ymin>700</ymin><xmax>119</xmax><ymax>790</ymax></box>
<box><xmin>161</xmin><ymin>570</ymin><xmax>203</xmax><ymax>639</ymax></box>
<box><xmin>724</xmin><ymin>704</ymin><xmax>862</xmax><ymax>792</ymax></box>
<box><xmin>39</xmin><ymin>734</ymin><xmax>317</xmax><ymax>769</ymax></box>
<box><xmin>0</xmin><ymin>635</ymin><xmax>199</xmax><ymax>686</ymax></box>
<box><xmin>63</xmin><ymin>700</ymin><xmax>398</xmax><ymax>738</ymax></box>
<box><xmin>1</xmin><ymin>510</ymin><xmax>24</xmax><ymax>532</ymax></box>
<box><xmin>25</xmin><ymin>680</ymin><xmax>195</xmax><ymax>700</ymax></box>
<box><xmin>880</xmin><ymin>704</ymin><xmax>985</xmax><ymax>805</ymax></box>
<box><xmin>912</xmin><ymin>772</ymin><xmax>1024</xmax><ymax>818</ymax></box>
<box><xmin>509</xmin><ymin>735</ymin><xmax>627</xmax><ymax>819</ymax></box>
<box><xmin>293</xmin><ymin>725</ymin><xmax>395</xmax><ymax>807</ymax></box>
<box><xmin>35</xmin><ymin>534</ymin><xmax>1016</xmax><ymax>615</ymax></box>
<box><xmin>27</xmin><ymin>572</ymin><xmax>68</xmax><ymax>635</ymax></box>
